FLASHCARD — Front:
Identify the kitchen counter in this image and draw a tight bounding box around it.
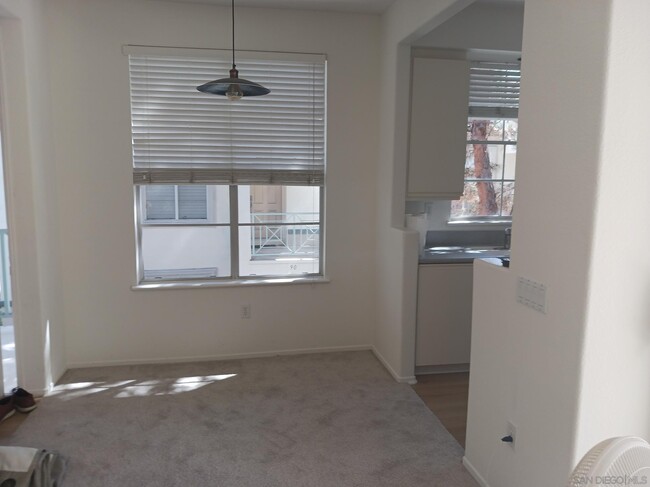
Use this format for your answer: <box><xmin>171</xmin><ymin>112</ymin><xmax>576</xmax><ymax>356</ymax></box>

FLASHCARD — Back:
<box><xmin>419</xmin><ymin>247</ymin><xmax>510</xmax><ymax>265</ymax></box>
<box><xmin>419</xmin><ymin>230</ymin><xmax>511</xmax><ymax>266</ymax></box>
<box><xmin>415</xmin><ymin>230</ymin><xmax>511</xmax><ymax>373</ymax></box>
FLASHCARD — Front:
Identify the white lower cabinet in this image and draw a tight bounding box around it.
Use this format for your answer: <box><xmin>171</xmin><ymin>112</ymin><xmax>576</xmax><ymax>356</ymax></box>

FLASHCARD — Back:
<box><xmin>416</xmin><ymin>263</ymin><xmax>473</xmax><ymax>367</ymax></box>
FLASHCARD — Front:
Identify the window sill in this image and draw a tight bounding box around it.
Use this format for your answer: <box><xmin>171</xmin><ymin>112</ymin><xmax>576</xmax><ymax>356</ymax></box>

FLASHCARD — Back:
<box><xmin>131</xmin><ymin>275</ymin><xmax>330</xmax><ymax>291</ymax></box>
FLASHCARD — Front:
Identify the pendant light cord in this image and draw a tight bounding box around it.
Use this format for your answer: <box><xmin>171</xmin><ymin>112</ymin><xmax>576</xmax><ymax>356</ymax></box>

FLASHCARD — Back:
<box><xmin>231</xmin><ymin>0</ymin><xmax>236</xmax><ymax>68</ymax></box>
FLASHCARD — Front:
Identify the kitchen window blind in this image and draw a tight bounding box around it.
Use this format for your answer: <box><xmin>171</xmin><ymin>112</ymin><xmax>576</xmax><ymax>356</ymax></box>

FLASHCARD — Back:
<box><xmin>127</xmin><ymin>47</ymin><xmax>326</xmax><ymax>186</ymax></box>
<box><xmin>469</xmin><ymin>62</ymin><xmax>520</xmax><ymax>118</ymax></box>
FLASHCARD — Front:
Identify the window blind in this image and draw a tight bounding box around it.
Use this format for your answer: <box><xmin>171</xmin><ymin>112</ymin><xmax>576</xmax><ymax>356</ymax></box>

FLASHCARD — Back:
<box><xmin>469</xmin><ymin>62</ymin><xmax>520</xmax><ymax>118</ymax></box>
<box><xmin>144</xmin><ymin>185</ymin><xmax>208</xmax><ymax>220</ymax></box>
<box><xmin>177</xmin><ymin>185</ymin><xmax>207</xmax><ymax>220</ymax></box>
<box><xmin>128</xmin><ymin>49</ymin><xmax>326</xmax><ymax>186</ymax></box>
<box><xmin>145</xmin><ymin>185</ymin><xmax>175</xmax><ymax>220</ymax></box>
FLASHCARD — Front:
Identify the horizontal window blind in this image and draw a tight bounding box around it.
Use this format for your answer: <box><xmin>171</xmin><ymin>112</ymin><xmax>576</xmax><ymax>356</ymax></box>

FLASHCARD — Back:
<box><xmin>469</xmin><ymin>62</ymin><xmax>520</xmax><ymax>118</ymax></box>
<box><xmin>145</xmin><ymin>185</ymin><xmax>175</xmax><ymax>220</ymax></box>
<box><xmin>129</xmin><ymin>51</ymin><xmax>326</xmax><ymax>186</ymax></box>
<box><xmin>144</xmin><ymin>185</ymin><xmax>208</xmax><ymax>220</ymax></box>
<box><xmin>178</xmin><ymin>185</ymin><xmax>208</xmax><ymax>220</ymax></box>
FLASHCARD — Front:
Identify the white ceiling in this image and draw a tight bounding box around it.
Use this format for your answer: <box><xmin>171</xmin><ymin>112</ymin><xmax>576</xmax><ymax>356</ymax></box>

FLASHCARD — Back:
<box><xmin>161</xmin><ymin>0</ymin><xmax>396</xmax><ymax>14</ymax></box>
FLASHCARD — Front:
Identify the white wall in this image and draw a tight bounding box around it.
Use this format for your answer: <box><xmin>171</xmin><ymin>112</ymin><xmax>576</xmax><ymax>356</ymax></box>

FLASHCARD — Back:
<box><xmin>44</xmin><ymin>0</ymin><xmax>380</xmax><ymax>367</ymax></box>
<box><xmin>413</xmin><ymin>0</ymin><xmax>524</xmax><ymax>52</ymax></box>
<box><xmin>575</xmin><ymin>0</ymin><xmax>650</xmax><ymax>461</ymax></box>
<box><xmin>0</xmin><ymin>0</ymin><xmax>66</xmax><ymax>392</ymax></box>
<box><xmin>464</xmin><ymin>1</ymin><xmax>650</xmax><ymax>486</ymax></box>
<box><xmin>0</xmin><ymin>138</ymin><xmax>7</xmax><ymax>230</ymax></box>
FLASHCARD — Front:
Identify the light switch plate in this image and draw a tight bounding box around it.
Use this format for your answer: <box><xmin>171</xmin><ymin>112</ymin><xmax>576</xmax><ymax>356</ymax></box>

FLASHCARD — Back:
<box><xmin>517</xmin><ymin>277</ymin><xmax>547</xmax><ymax>313</ymax></box>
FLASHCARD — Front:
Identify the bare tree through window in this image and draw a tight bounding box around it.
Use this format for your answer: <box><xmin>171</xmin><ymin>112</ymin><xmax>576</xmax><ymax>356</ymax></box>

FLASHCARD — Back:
<box><xmin>471</xmin><ymin>120</ymin><xmax>499</xmax><ymax>215</ymax></box>
<box><xmin>450</xmin><ymin>118</ymin><xmax>517</xmax><ymax>220</ymax></box>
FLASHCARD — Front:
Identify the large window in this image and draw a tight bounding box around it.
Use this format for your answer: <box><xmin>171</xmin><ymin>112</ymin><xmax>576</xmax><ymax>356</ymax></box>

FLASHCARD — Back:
<box><xmin>128</xmin><ymin>47</ymin><xmax>326</xmax><ymax>283</ymax></box>
<box><xmin>450</xmin><ymin>62</ymin><xmax>520</xmax><ymax>221</ymax></box>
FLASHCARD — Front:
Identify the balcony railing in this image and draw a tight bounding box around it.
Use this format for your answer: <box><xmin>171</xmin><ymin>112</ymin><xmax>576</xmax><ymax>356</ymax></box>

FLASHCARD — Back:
<box><xmin>0</xmin><ymin>229</ymin><xmax>11</xmax><ymax>318</ymax></box>
<box><xmin>250</xmin><ymin>212</ymin><xmax>319</xmax><ymax>259</ymax></box>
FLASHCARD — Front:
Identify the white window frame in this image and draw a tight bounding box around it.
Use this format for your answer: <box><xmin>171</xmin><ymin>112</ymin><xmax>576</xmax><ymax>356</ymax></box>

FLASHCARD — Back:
<box><xmin>126</xmin><ymin>46</ymin><xmax>327</xmax><ymax>287</ymax></box>
<box><xmin>449</xmin><ymin>61</ymin><xmax>520</xmax><ymax>224</ymax></box>
<box><xmin>134</xmin><ymin>185</ymin><xmax>325</xmax><ymax>285</ymax></box>
<box><xmin>449</xmin><ymin>117</ymin><xmax>517</xmax><ymax>224</ymax></box>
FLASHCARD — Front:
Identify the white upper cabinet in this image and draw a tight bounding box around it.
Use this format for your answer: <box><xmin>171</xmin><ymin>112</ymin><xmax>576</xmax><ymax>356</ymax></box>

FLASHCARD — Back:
<box><xmin>407</xmin><ymin>57</ymin><xmax>470</xmax><ymax>199</ymax></box>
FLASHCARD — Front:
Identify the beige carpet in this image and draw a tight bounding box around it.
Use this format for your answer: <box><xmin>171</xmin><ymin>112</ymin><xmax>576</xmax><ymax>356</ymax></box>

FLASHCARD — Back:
<box><xmin>6</xmin><ymin>351</ymin><xmax>478</xmax><ymax>486</ymax></box>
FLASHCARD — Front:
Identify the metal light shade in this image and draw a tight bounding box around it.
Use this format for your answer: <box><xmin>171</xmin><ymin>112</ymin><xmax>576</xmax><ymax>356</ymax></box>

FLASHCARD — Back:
<box><xmin>197</xmin><ymin>68</ymin><xmax>271</xmax><ymax>97</ymax></box>
<box><xmin>196</xmin><ymin>0</ymin><xmax>270</xmax><ymax>99</ymax></box>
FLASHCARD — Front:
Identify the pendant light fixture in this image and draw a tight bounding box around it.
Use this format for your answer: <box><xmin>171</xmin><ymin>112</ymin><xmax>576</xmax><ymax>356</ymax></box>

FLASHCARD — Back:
<box><xmin>197</xmin><ymin>0</ymin><xmax>271</xmax><ymax>100</ymax></box>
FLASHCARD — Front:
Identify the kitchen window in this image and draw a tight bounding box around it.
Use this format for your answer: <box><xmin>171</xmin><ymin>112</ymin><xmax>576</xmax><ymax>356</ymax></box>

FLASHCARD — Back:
<box><xmin>127</xmin><ymin>47</ymin><xmax>326</xmax><ymax>285</ymax></box>
<box><xmin>450</xmin><ymin>62</ymin><xmax>520</xmax><ymax>222</ymax></box>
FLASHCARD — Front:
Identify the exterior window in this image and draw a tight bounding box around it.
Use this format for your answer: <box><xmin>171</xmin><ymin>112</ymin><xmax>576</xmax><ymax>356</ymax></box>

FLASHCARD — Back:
<box><xmin>128</xmin><ymin>47</ymin><xmax>326</xmax><ymax>283</ymax></box>
<box><xmin>450</xmin><ymin>62</ymin><xmax>520</xmax><ymax>222</ymax></box>
<box><xmin>139</xmin><ymin>184</ymin><xmax>321</xmax><ymax>281</ymax></box>
<box><xmin>144</xmin><ymin>185</ymin><xmax>208</xmax><ymax>222</ymax></box>
<box><xmin>450</xmin><ymin>118</ymin><xmax>517</xmax><ymax>220</ymax></box>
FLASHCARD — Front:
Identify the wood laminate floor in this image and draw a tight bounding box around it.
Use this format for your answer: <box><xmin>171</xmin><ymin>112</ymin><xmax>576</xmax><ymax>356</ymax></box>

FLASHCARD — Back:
<box><xmin>412</xmin><ymin>372</ymin><xmax>469</xmax><ymax>448</ymax></box>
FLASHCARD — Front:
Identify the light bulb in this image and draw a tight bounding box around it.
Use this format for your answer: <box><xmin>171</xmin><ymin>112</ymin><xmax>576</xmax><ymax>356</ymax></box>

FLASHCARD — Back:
<box><xmin>226</xmin><ymin>84</ymin><xmax>243</xmax><ymax>101</ymax></box>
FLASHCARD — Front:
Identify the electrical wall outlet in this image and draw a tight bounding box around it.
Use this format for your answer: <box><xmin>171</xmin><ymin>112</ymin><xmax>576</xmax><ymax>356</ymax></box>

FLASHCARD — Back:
<box><xmin>241</xmin><ymin>304</ymin><xmax>251</xmax><ymax>319</ymax></box>
<box><xmin>507</xmin><ymin>421</ymin><xmax>517</xmax><ymax>448</ymax></box>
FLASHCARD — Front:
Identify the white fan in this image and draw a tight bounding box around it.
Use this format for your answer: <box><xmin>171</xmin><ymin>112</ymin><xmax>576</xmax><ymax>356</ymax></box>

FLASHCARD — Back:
<box><xmin>568</xmin><ymin>437</ymin><xmax>650</xmax><ymax>487</ymax></box>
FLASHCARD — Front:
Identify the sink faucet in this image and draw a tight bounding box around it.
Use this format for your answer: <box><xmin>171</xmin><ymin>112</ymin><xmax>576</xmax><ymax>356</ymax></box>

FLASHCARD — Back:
<box><xmin>504</xmin><ymin>227</ymin><xmax>512</xmax><ymax>250</ymax></box>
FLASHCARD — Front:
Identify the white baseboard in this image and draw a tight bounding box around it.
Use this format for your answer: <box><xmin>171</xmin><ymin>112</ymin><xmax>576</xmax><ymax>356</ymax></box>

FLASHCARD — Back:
<box><xmin>463</xmin><ymin>456</ymin><xmax>489</xmax><ymax>487</ymax></box>
<box><xmin>51</xmin><ymin>366</ymin><xmax>66</xmax><ymax>389</ymax></box>
<box><xmin>28</xmin><ymin>388</ymin><xmax>48</xmax><ymax>399</ymax></box>
<box><xmin>415</xmin><ymin>363</ymin><xmax>470</xmax><ymax>375</ymax></box>
<box><xmin>67</xmin><ymin>344</ymin><xmax>374</xmax><ymax>369</ymax></box>
<box><xmin>371</xmin><ymin>346</ymin><xmax>417</xmax><ymax>384</ymax></box>
<box><xmin>67</xmin><ymin>345</ymin><xmax>420</xmax><ymax>388</ymax></box>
